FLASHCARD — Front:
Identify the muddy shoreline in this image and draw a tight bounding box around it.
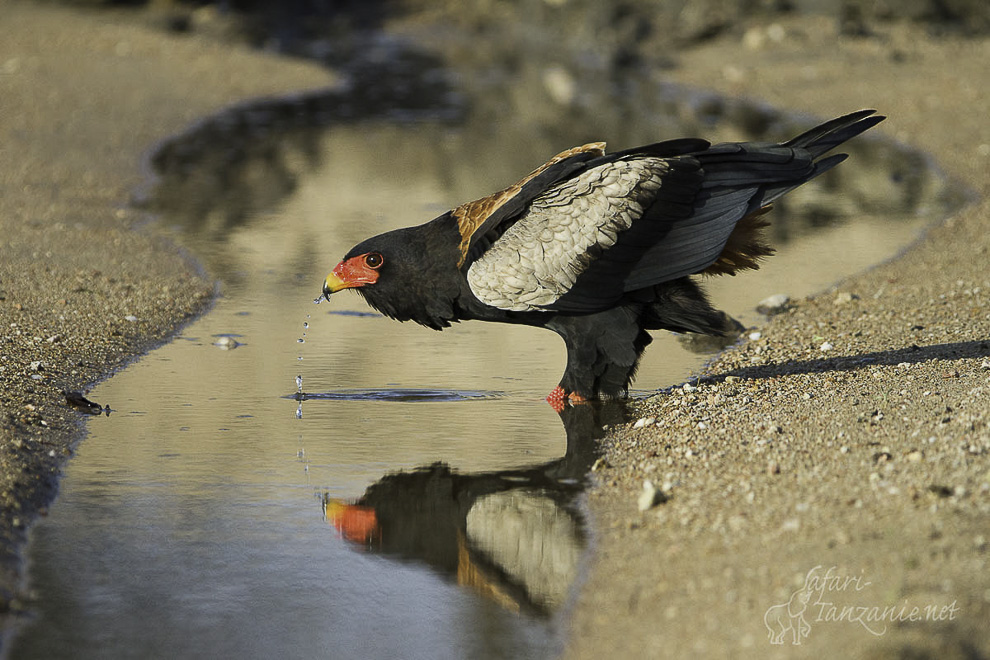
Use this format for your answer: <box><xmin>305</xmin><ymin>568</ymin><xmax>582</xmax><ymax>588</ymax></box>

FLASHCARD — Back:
<box><xmin>1</xmin><ymin>2</ymin><xmax>987</xmax><ymax>657</ymax></box>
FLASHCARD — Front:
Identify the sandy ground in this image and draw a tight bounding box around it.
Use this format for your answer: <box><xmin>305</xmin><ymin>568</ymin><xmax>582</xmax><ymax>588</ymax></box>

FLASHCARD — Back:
<box><xmin>565</xmin><ymin>17</ymin><xmax>990</xmax><ymax>660</ymax></box>
<box><xmin>0</xmin><ymin>2</ymin><xmax>987</xmax><ymax>658</ymax></box>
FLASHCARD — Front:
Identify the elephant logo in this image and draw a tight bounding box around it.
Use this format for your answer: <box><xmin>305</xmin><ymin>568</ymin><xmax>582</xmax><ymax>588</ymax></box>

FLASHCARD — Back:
<box><xmin>764</xmin><ymin>582</ymin><xmax>814</xmax><ymax>645</ymax></box>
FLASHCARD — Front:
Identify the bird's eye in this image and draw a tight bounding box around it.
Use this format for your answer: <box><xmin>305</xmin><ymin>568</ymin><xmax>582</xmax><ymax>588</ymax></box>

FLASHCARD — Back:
<box><xmin>364</xmin><ymin>252</ymin><xmax>384</xmax><ymax>269</ymax></box>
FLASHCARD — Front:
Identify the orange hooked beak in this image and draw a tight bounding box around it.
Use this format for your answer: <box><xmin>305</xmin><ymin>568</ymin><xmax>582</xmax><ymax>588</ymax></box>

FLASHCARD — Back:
<box><xmin>322</xmin><ymin>254</ymin><xmax>381</xmax><ymax>301</ymax></box>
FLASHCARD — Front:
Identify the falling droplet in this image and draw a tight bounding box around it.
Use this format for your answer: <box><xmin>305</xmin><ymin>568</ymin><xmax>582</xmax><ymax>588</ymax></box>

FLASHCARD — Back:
<box><xmin>297</xmin><ymin>338</ymin><xmax>305</xmax><ymax>343</ymax></box>
<box><xmin>297</xmin><ymin>356</ymin><xmax>303</xmax><ymax>361</ymax></box>
<box><xmin>296</xmin><ymin>402</ymin><xmax>303</xmax><ymax>419</ymax></box>
<box><xmin>313</xmin><ymin>296</ymin><xmax>324</xmax><ymax>305</ymax></box>
<box><xmin>296</xmin><ymin>375</ymin><xmax>303</xmax><ymax>393</ymax></box>
<box><xmin>303</xmin><ymin>322</ymin><xmax>309</xmax><ymax>329</ymax></box>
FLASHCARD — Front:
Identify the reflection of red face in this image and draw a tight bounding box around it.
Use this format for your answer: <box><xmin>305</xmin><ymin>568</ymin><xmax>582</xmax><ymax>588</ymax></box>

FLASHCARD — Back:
<box><xmin>325</xmin><ymin>499</ymin><xmax>380</xmax><ymax>546</ymax></box>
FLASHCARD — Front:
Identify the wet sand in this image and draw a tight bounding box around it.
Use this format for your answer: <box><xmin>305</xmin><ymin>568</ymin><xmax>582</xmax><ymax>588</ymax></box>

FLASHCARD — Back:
<box><xmin>1</xmin><ymin>3</ymin><xmax>988</xmax><ymax>658</ymax></box>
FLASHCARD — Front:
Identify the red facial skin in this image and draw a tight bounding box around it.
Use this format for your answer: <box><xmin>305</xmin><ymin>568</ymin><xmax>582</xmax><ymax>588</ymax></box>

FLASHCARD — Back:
<box><xmin>324</xmin><ymin>253</ymin><xmax>381</xmax><ymax>293</ymax></box>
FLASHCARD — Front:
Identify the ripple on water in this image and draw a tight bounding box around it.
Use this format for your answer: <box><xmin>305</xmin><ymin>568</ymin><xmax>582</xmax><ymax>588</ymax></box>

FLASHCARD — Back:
<box><xmin>289</xmin><ymin>388</ymin><xmax>503</xmax><ymax>403</ymax></box>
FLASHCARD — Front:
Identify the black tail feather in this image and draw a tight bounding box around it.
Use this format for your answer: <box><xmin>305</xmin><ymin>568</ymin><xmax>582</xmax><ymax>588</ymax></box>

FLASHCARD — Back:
<box><xmin>785</xmin><ymin>109</ymin><xmax>885</xmax><ymax>157</ymax></box>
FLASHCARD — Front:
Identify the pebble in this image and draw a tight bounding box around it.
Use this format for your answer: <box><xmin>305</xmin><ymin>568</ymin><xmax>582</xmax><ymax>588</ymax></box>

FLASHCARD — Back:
<box><xmin>756</xmin><ymin>293</ymin><xmax>790</xmax><ymax>315</ymax></box>
<box><xmin>637</xmin><ymin>479</ymin><xmax>668</xmax><ymax>511</ymax></box>
<box><xmin>833</xmin><ymin>291</ymin><xmax>860</xmax><ymax>305</ymax></box>
<box><xmin>633</xmin><ymin>416</ymin><xmax>655</xmax><ymax>429</ymax></box>
<box><xmin>819</xmin><ymin>341</ymin><xmax>834</xmax><ymax>352</ymax></box>
<box><xmin>213</xmin><ymin>336</ymin><xmax>238</xmax><ymax>350</ymax></box>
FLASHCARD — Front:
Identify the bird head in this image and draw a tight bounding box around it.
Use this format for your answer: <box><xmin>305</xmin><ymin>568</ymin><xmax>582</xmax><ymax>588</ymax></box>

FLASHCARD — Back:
<box><xmin>322</xmin><ymin>250</ymin><xmax>384</xmax><ymax>300</ymax></box>
<box><xmin>320</xmin><ymin>222</ymin><xmax>461</xmax><ymax>329</ymax></box>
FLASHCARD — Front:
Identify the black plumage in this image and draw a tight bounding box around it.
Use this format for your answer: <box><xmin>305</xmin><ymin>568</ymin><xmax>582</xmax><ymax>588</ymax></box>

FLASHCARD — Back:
<box><xmin>322</xmin><ymin>110</ymin><xmax>884</xmax><ymax>405</ymax></box>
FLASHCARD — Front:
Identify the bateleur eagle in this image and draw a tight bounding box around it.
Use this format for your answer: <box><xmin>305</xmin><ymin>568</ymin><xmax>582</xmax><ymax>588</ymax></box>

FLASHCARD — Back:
<box><xmin>322</xmin><ymin>109</ymin><xmax>884</xmax><ymax>406</ymax></box>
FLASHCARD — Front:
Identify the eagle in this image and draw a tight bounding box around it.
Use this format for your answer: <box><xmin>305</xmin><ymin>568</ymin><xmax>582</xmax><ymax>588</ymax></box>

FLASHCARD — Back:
<box><xmin>322</xmin><ymin>110</ymin><xmax>883</xmax><ymax>407</ymax></box>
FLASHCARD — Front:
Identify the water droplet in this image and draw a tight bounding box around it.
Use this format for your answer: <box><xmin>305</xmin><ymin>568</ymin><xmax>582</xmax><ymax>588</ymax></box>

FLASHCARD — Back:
<box><xmin>296</xmin><ymin>375</ymin><xmax>303</xmax><ymax>392</ymax></box>
<box><xmin>303</xmin><ymin>322</ymin><xmax>309</xmax><ymax>329</ymax></box>
<box><xmin>297</xmin><ymin>356</ymin><xmax>303</xmax><ymax>361</ymax></box>
<box><xmin>313</xmin><ymin>296</ymin><xmax>324</xmax><ymax>305</ymax></box>
<box><xmin>297</xmin><ymin>338</ymin><xmax>305</xmax><ymax>343</ymax></box>
<box><xmin>295</xmin><ymin>402</ymin><xmax>303</xmax><ymax>419</ymax></box>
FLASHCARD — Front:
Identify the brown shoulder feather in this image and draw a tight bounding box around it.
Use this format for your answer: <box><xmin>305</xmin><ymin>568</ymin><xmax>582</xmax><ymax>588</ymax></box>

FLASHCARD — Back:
<box><xmin>452</xmin><ymin>142</ymin><xmax>606</xmax><ymax>266</ymax></box>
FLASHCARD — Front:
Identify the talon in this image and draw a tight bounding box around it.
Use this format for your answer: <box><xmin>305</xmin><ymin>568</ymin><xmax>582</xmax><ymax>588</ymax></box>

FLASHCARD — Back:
<box><xmin>546</xmin><ymin>385</ymin><xmax>567</xmax><ymax>413</ymax></box>
<box><xmin>545</xmin><ymin>386</ymin><xmax>590</xmax><ymax>411</ymax></box>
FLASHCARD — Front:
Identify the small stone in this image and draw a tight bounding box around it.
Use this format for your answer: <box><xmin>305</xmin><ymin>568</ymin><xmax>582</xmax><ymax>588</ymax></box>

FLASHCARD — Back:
<box><xmin>213</xmin><ymin>336</ymin><xmax>239</xmax><ymax>350</ymax></box>
<box><xmin>724</xmin><ymin>376</ymin><xmax>741</xmax><ymax>383</ymax></box>
<box><xmin>637</xmin><ymin>479</ymin><xmax>667</xmax><ymax>511</ymax></box>
<box><xmin>874</xmin><ymin>451</ymin><xmax>892</xmax><ymax>464</ymax></box>
<box><xmin>833</xmin><ymin>292</ymin><xmax>859</xmax><ymax>305</ymax></box>
<box><xmin>819</xmin><ymin>341</ymin><xmax>834</xmax><ymax>352</ymax></box>
<box><xmin>756</xmin><ymin>294</ymin><xmax>790</xmax><ymax>315</ymax></box>
<box><xmin>906</xmin><ymin>450</ymin><xmax>923</xmax><ymax>462</ymax></box>
<box><xmin>633</xmin><ymin>417</ymin><xmax>655</xmax><ymax>429</ymax></box>
<box><xmin>124</xmin><ymin>315</ymin><xmax>138</xmax><ymax>322</ymax></box>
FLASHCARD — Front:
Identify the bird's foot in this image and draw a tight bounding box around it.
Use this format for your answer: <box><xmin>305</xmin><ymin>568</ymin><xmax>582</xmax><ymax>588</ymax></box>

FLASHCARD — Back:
<box><xmin>545</xmin><ymin>386</ymin><xmax>589</xmax><ymax>413</ymax></box>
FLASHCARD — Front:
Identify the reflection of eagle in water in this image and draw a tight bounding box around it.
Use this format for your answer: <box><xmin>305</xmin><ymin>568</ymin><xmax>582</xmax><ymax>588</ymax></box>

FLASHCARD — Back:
<box><xmin>324</xmin><ymin>463</ymin><xmax>584</xmax><ymax>615</ymax></box>
<box><xmin>322</xmin><ymin>111</ymin><xmax>883</xmax><ymax>407</ymax></box>
<box><xmin>323</xmin><ymin>403</ymin><xmax>627</xmax><ymax>614</ymax></box>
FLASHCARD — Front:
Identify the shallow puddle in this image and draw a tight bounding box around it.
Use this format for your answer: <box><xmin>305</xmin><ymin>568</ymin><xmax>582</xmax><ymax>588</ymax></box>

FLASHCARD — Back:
<box><xmin>10</xmin><ymin>100</ymin><xmax>953</xmax><ymax>657</ymax></box>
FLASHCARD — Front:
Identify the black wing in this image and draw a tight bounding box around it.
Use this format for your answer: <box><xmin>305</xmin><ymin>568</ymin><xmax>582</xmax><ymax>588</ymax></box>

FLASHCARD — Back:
<box><xmin>541</xmin><ymin>109</ymin><xmax>884</xmax><ymax>312</ymax></box>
